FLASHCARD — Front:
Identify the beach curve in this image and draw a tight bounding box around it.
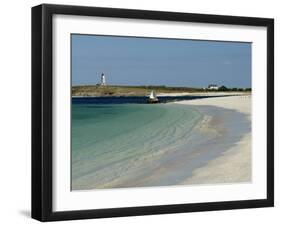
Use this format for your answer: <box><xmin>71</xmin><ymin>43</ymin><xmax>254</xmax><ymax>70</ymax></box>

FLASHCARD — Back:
<box><xmin>176</xmin><ymin>95</ymin><xmax>252</xmax><ymax>184</ymax></box>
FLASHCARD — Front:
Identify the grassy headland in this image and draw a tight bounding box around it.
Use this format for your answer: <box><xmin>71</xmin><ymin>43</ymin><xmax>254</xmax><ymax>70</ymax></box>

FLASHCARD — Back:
<box><xmin>72</xmin><ymin>85</ymin><xmax>251</xmax><ymax>97</ymax></box>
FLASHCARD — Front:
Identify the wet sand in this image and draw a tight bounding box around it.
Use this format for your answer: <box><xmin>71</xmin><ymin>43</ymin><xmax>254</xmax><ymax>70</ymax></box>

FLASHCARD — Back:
<box><xmin>177</xmin><ymin>95</ymin><xmax>251</xmax><ymax>184</ymax></box>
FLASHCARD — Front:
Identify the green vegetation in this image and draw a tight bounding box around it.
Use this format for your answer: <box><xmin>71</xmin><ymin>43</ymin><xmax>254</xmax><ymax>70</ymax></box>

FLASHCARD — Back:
<box><xmin>72</xmin><ymin>85</ymin><xmax>251</xmax><ymax>97</ymax></box>
<box><xmin>217</xmin><ymin>86</ymin><xmax>251</xmax><ymax>92</ymax></box>
<box><xmin>72</xmin><ymin>85</ymin><xmax>202</xmax><ymax>97</ymax></box>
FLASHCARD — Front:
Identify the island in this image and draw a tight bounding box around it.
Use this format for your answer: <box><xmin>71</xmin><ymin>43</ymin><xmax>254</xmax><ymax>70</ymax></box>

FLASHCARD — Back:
<box><xmin>72</xmin><ymin>84</ymin><xmax>251</xmax><ymax>97</ymax></box>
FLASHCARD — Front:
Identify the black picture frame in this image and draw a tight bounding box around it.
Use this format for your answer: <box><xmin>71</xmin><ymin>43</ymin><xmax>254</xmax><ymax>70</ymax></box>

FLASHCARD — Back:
<box><xmin>32</xmin><ymin>3</ymin><xmax>274</xmax><ymax>222</ymax></box>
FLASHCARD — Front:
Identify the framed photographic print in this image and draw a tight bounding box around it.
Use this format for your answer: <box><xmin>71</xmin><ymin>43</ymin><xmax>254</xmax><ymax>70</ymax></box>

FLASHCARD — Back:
<box><xmin>31</xmin><ymin>4</ymin><xmax>274</xmax><ymax>221</ymax></box>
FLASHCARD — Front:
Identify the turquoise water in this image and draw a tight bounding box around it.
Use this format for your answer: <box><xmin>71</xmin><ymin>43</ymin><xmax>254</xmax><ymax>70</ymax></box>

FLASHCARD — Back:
<box><xmin>71</xmin><ymin>103</ymin><xmax>202</xmax><ymax>190</ymax></box>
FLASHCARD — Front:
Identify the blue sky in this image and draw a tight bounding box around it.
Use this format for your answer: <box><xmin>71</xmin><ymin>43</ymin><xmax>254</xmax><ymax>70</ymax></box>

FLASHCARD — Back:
<box><xmin>72</xmin><ymin>34</ymin><xmax>251</xmax><ymax>88</ymax></box>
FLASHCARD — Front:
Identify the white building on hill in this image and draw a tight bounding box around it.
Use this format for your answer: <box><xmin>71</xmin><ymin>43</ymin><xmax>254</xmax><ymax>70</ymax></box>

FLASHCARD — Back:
<box><xmin>208</xmin><ymin>84</ymin><xmax>219</xmax><ymax>90</ymax></box>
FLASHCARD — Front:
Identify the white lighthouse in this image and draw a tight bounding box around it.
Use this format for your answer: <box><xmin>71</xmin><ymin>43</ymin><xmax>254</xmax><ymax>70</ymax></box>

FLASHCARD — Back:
<box><xmin>101</xmin><ymin>73</ymin><xmax>106</xmax><ymax>86</ymax></box>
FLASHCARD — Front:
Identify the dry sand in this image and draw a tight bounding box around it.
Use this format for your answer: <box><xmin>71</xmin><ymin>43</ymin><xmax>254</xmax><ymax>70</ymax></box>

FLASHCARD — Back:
<box><xmin>176</xmin><ymin>95</ymin><xmax>251</xmax><ymax>184</ymax></box>
<box><xmin>157</xmin><ymin>92</ymin><xmax>249</xmax><ymax>97</ymax></box>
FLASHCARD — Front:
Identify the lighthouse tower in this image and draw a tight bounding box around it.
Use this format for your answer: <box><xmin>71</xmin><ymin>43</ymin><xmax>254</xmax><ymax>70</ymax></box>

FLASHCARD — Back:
<box><xmin>101</xmin><ymin>73</ymin><xmax>106</xmax><ymax>86</ymax></box>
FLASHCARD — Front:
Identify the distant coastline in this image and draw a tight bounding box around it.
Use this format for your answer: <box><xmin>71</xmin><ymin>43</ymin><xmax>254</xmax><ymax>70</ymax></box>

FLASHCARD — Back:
<box><xmin>72</xmin><ymin>85</ymin><xmax>251</xmax><ymax>97</ymax></box>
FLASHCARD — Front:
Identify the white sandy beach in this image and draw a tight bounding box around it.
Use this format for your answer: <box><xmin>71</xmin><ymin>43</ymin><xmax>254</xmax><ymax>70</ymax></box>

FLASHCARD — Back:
<box><xmin>176</xmin><ymin>95</ymin><xmax>251</xmax><ymax>184</ymax></box>
<box><xmin>157</xmin><ymin>92</ymin><xmax>249</xmax><ymax>97</ymax></box>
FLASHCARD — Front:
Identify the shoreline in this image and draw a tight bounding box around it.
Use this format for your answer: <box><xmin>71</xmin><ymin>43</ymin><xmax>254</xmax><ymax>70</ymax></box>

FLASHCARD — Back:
<box><xmin>175</xmin><ymin>95</ymin><xmax>251</xmax><ymax>184</ymax></box>
<box><xmin>157</xmin><ymin>92</ymin><xmax>250</xmax><ymax>97</ymax></box>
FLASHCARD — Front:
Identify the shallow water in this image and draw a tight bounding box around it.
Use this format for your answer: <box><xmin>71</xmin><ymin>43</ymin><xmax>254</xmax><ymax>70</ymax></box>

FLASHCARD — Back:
<box><xmin>71</xmin><ymin>103</ymin><xmax>202</xmax><ymax>190</ymax></box>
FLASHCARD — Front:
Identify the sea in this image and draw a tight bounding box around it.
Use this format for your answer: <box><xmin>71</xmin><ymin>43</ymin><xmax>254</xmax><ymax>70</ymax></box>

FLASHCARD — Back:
<box><xmin>71</xmin><ymin>95</ymin><xmax>230</xmax><ymax>190</ymax></box>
